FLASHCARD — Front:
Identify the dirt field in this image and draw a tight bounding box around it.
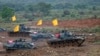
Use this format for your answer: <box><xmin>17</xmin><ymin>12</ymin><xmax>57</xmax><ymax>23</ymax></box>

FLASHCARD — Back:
<box><xmin>0</xmin><ymin>36</ymin><xmax>100</xmax><ymax>56</ymax></box>
<box><xmin>11</xmin><ymin>43</ymin><xmax>99</xmax><ymax>56</ymax></box>
<box><xmin>0</xmin><ymin>19</ymin><xmax>100</xmax><ymax>56</ymax></box>
<box><xmin>28</xmin><ymin>18</ymin><xmax>100</xmax><ymax>28</ymax></box>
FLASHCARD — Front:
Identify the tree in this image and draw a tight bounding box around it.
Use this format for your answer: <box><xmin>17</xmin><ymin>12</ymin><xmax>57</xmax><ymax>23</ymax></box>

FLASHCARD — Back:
<box><xmin>1</xmin><ymin>6</ymin><xmax>14</xmax><ymax>21</ymax></box>
<box><xmin>26</xmin><ymin>5</ymin><xmax>35</xmax><ymax>12</ymax></box>
<box><xmin>35</xmin><ymin>2</ymin><xmax>52</xmax><ymax>16</ymax></box>
<box><xmin>78</xmin><ymin>11</ymin><xmax>85</xmax><ymax>15</ymax></box>
<box><xmin>53</xmin><ymin>3</ymin><xmax>73</xmax><ymax>9</ymax></box>
<box><xmin>62</xmin><ymin>10</ymin><xmax>70</xmax><ymax>17</ymax></box>
<box><xmin>26</xmin><ymin>2</ymin><xmax>52</xmax><ymax>17</ymax></box>
<box><xmin>74</xmin><ymin>4</ymin><xmax>87</xmax><ymax>9</ymax></box>
<box><xmin>53</xmin><ymin>3</ymin><xmax>64</xmax><ymax>9</ymax></box>
<box><xmin>92</xmin><ymin>6</ymin><xmax>96</xmax><ymax>10</ymax></box>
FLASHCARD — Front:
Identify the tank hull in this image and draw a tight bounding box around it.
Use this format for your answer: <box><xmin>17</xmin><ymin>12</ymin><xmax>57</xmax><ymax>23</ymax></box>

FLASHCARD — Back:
<box><xmin>8</xmin><ymin>31</ymin><xmax>30</xmax><ymax>37</ymax></box>
<box><xmin>47</xmin><ymin>38</ymin><xmax>85</xmax><ymax>48</ymax></box>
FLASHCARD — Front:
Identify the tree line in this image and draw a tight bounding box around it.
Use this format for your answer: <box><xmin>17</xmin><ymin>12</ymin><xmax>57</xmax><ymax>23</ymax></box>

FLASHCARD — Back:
<box><xmin>0</xmin><ymin>2</ymin><xmax>99</xmax><ymax>22</ymax></box>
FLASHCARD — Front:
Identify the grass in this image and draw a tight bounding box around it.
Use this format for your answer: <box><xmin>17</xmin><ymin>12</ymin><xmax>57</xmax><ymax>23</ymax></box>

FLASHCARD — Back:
<box><xmin>0</xmin><ymin>7</ymin><xmax>100</xmax><ymax>31</ymax></box>
<box><xmin>0</xmin><ymin>21</ymin><xmax>29</xmax><ymax>31</ymax></box>
<box><xmin>1</xmin><ymin>8</ymin><xmax>99</xmax><ymax>21</ymax></box>
<box><xmin>0</xmin><ymin>20</ymin><xmax>100</xmax><ymax>33</ymax></box>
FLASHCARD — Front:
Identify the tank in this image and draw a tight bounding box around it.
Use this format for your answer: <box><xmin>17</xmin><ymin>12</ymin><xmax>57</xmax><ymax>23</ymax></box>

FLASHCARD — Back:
<box><xmin>47</xmin><ymin>30</ymin><xmax>85</xmax><ymax>48</ymax></box>
<box><xmin>3</xmin><ymin>38</ymin><xmax>36</xmax><ymax>51</ymax></box>
<box><xmin>8</xmin><ymin>24</ymin><xmax>30</xmax><ymax>37</ymax></box>
<box><xmin>30</xmin><ymin>32</ymin><xmax>53</xmax><ymax>41</ymax></box>
<box><xmin>19</xmin><ymin>24</ymin><xmax>30</xmax><ymax>32</ymax></box>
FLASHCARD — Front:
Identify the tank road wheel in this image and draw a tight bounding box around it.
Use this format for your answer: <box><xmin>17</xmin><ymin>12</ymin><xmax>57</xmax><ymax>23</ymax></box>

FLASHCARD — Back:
<box><xmin>56</xmin><ymin>42</ymin><xmax>60</xmax><ymax>48</ymax></box>
<box><xmin>68</xmin><ymin>40</ymin><xmax>73</xmax><ymax>46</ymax></box>
<box><xmin>67</xmin><ymin>40</ymin><xmax>70</xmax><ymax>46</ymax></box>
<box><xmin>47</xmin><ymin>42</ymin><xmax>52</xmax><ymax>47</ymax></box>
<box><xmin>48</xmin><ymin>42</ymin><xmax>56</xmax><ymax>48</ymax></box>
<box><xmin>65</xmin><ymin>40</ymin><xmax>68</xmax><ymax>46</ymax></box>
<box><xmin>53</xmin><ymin>42</ymin><xmax>57</xmax><ymax>48</ymax></box>
<box><xmin>62</xmin><ymin>41</ymin><xmax>66</xmax><ymax>47</ymax></box>
<box><xmin>71</xmin><ymin>40</ymin><xmax>74</xmax><ymax>46</ymax></box>
<box><xmin>6</xmin><ymin>49</ymin><xmax>15</xmax><ymax>53</ymax></box>
<box><xmin>70</xmin><ymin>40</ymin><xmax>73</xmax><ymax>46</ymax></box>
<box><xmin>59</xmin><ymin>42</ymin><xmax>63</xmax><ymax>47</ymax></box>
<box><xmin>65</xmin><ymin>41</ymin><xmax>68</xmax><ymax>46</ymax></box>
<box><xmin>72</xmin><ymin>40</ymin><xmax>78</xmax><ymax>46</ymax></box>
<box><xmin>56</xmin><ymin>42</ymin><xmax>59</xmax><ymax>48</ymax></box>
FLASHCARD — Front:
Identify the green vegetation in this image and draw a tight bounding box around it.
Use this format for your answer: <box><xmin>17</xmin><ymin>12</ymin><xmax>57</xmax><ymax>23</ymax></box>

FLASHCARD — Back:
<box><xmin>0</xmin><ymin>0</ymin><xmax>99</xmax><ymax>22</ymax></box>
<box><xmin>1</xmin><ymin>6</ymin><xmax>14</xmax><ymax>22</ymax></box>
<box><xmin>0</xmin><ymin>0</ymin><xmax>100</xmax><ymax>31</ymax></box>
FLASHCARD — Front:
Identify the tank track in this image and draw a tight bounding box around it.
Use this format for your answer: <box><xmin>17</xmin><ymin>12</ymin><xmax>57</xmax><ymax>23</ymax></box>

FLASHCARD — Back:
<box><xmin>8</xmin><ymin>31</ymin><xmax>30</xmax><ymax>37</ymax></box>
<box><xmin>47</xmin><ymin>39</ymin><xmax>85</xmax><ymax>48</ymax></box>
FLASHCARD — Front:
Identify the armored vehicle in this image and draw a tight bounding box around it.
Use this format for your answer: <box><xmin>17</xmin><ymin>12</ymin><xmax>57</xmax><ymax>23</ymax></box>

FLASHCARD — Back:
<box><xmin>8</xmin><ymin>24</ymin><xmax>30</xmax><ymax>37</ymax></box>
<box><xmin>3</xmin><ymin>38</ymin><xmax>36</xmax><ymax>51</ymax></box>
<box><xmin>47</xmin><ymin>30</ymin><xmax>85</xmax><ymax>48</ymax></box>
<box><xmin>0</xmin><ymin>28</ymin><xmax>6</xmax><ymax>32</ymax></box>
<box><xmin>30</xmin><ymin>32</ymin><xmax>53</xmax><ymax>41</ymax></box>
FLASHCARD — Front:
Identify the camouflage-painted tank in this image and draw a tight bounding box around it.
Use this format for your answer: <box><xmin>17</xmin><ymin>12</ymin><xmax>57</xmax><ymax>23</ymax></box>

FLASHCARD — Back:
<box><xmin>8</xmin><ymin>24</ymin><xmax>30</xmax><ymax>37</ymax></box>
<box><xmin>47</xmin><ymin>30</ymin><xmax>85</xmax><ymax>48</ymax></box>
<box><xmin>3</xmin><ymin>38</ymin><xmax>36</xmax><ymax>51</ymax></box>
<box><xmin>30</xmin><ymin>32</ymin><xmax>53</xmax><ymax>41</ymax></box>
